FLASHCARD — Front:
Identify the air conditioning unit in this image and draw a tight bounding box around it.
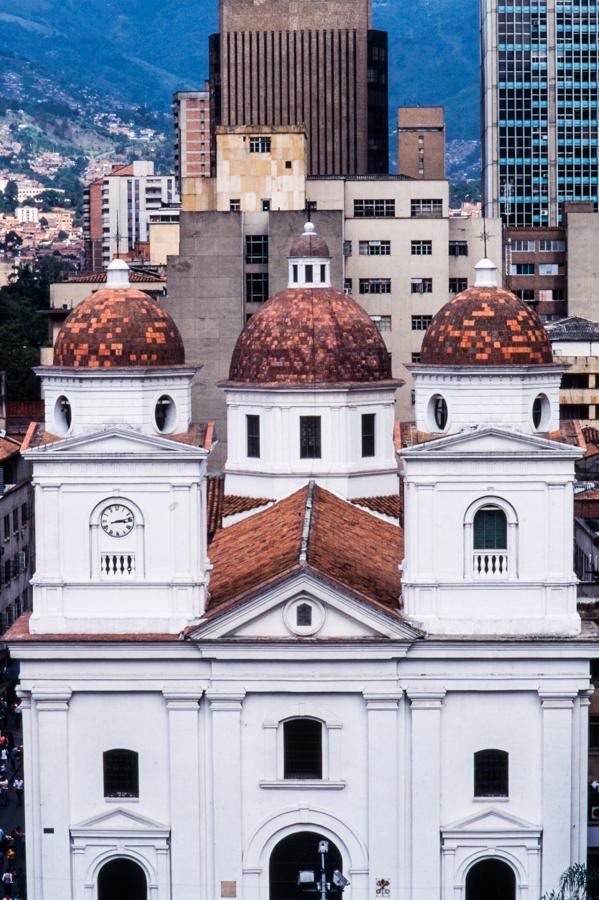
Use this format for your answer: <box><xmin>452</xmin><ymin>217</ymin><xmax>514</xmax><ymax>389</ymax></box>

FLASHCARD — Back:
<box><xmin>590</xmin><ymin>807</ymin><xmax>599</xmax><ymax>820</ymax></box>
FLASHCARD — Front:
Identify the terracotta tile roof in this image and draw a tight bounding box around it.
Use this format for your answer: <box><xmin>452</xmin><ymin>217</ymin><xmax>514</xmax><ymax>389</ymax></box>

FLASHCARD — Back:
<box><xmin>4</xmin><ymin>612</ymin><xmax>177</xmax><ymax>643</ymax></box>
<box><xmin>396</xmin><ymin>419</ymin><xmax>586</xmax><ymax>450</ymax></box>
<box><xmin>396</xmin><ymin>421</ymin><xmax>444</xmax><ymax>449</ymax></box>
<box><xmin>0</xmin><ymin>434</ymin><xmax>22</xmax><ymax>462</ymax></box>
<box><xmin>165</xmin><ymin>422</ymin><xmax>214</xmax><ymax>450</ymax></box>
<box><xmin>207</xmin><ymin>475</ymin><xmax>225</xmax><ymax>541</ymax></box>
<box><xmin>66</xmin><ymin>272</ymin><xmax>165</xmax><ymax>284</ymax></box>
<box><xmin>352</xmin><ymin>495</ymin><xmax>401</xmax><ymax>520</ymax></box>
<box><xmin>224</xmin><ymin>495</ymin><xmax>274</xmax><ymax>517</ymax></box>
<box><xmin>207</xmin><ymin>482</ymin><xmax>403</xmax><ymax>617</ymax></box>
<box><xmin>53</xmin><ymin>288</ymin><xmax>185</xmax><ymax>368</ymax></box>
<box><xmin>289</xmin><ymin>229</ymin><xmax>330</xmax><ymax>258</ymax></box>
<box><xmin>21</xmin><ymin>422</ymin><xmax>59</xmax><ymax>450</ymax></box>
<box><xmin>420</xmin><ymin>286</ymin><xmax>554</xmax><ymax>366</ymax></box>
<box><xmin>227</xmin><ymin>287</ymin><xmax>395</xmax><ymax>387</ymax></box>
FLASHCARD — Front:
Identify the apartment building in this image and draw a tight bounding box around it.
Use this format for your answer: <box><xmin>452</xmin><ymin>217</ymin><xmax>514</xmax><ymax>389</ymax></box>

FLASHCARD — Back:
<box><xmin>167</xmin><ymin>126</ymin><xmax>501</xmax><ymax>466</ymax></box>
<box><xmin>0</xmin><ymin>436</ymin><xmax>33</xmax><ymax>634</ymax></box>
<box><xmin>481</xmin><ymin>0</ymin><xmax>599</xmax><ymax>228</ymax></box>
<box><xmin>173</xmin><ymin>83</ymin><xmax>213</xmax><ymax>188</ymax></box>
<box><xmin>83</xmin><ymin>161</ymin><xmax>179</xmax><ymax>272</ymax></box>
<box><xmin>209</xmin><ymin>0</ymin><xmax>388</xmax><ymax>175</ymax></box>
<box><xmin>397</xmin><ymin>106</ymin><xmax>446</xmax><ymax>180</ymax></box>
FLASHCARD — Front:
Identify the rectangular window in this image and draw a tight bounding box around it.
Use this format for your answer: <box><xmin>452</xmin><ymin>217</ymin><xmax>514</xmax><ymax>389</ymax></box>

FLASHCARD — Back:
<box><xmin>249</xmin><ymin>136</ymin><xmax>271</xmax><ymax>153</ymax></box>
<box><xmin>359</xmin><ymin>278</ymin><xmax>392</xmax><ymax>294</ymax></box>
<box><xmin>449</xmin><ymin>240</ymin><xmax>468</xmax><ymax>256</ymax></box>
<box><xmin>353</xmin><ymin>199</ymin><xmax>395</xmax><ymax>218</ymax></box>
<box><xmin>511</xmin><ymin>239</ymin><xmax>535</xmax><ymax>251</ymax></box>
<box><xmin>539</xmin><ymin>239</ymin><xmax>565</xmax><ymax>251</ymax></box>
<box><xmin>361</xmin><ymin>413</ymin><xmax>376</xmax><ymax>457</ymax></box>
<box><xmin>262</xmin><ymin>199</ymin><xmax>271</xmax><ymax>211</ymax></box>
<box><xmin>411</xmin><ymin>352</ymin><xmax>421</xmax><ymax>363</ymax></box>
<box><xmin>246</xmin><ymin>273</ymin><xmax>269</xmax><ymax>303</ymax></box>
<box><xmin>229</xmin><ymin>199</ymin><xmax>241</xmax><ymax>212</ymax></box>
<box><xmin>590</xmin><ymin>716</ymin><xmax>599</xmax><ymax>752</ymax></box>
<box><xmin>411</xmin><ymin>278</ymin><xmax>433</xmax><ymax>294</ymax></box>
<box><xmin>245</xmin><ymin>235</ymin><xmax>269</xmax><ymax>264</ymax></box>
<box><xmin>510</xmin><ymin>263</ymin><xmax>535</xmax><ymax>275</ymax></box>
<box><xmin>305</xmin><ymin>265</ymin><xmax>314</xmax><ymax>284</ymax></box>
<box><xmin>514</xmin><ymin>289</ymin><xmax>535</xmax><ymax>302</ymax></box>
<box><xmin>539</xmin><ymin>263</ymin><xmax>559</xmax><ymax>276</ymax></box>
<box><xmin>300</xmin><ymin>416</ymin><xmax>321</xmax><ymax>459</ymax></box>
<box><xmin>343</xmin><ymin>240</ymin><xmax>352</xmax><ymax>256</ymax></box>
<box><xmin>371</xmin><ymin>315</ymin><xmax>391</xmax><ymax>332</ymax></box>
<box><xmin>449</xmin><ymin>278</ymin><xmax>468</xmax><ymax>294</ymax></box>
<box><xmin>3</xmin><ymin>515</ymin><xmax>9</xmax><ymax>541</ymax></box>
<box><xmin>359</xmin><ymin>240</ymin><xmax>391</xmax><ymax>256</ymax></box>
<box><xmin>411</xmin><ymin>240</ymin><xmax>432</xmax><ymax>255</ymax></box>
<box><xmin>411</xmin><ymin>198</ymin><xmax>443</xmax><ymax>218</ymax></box>
<box><xmin>344</xmin><ymin>278</ymin><xmax>353</xmax><ymax>295</ymax></box>
<box><xmin>12</xmin><ymin>510</ymin><xmax>18</xmax><ymax>534</ymax></box>
<box><xmin>246</xmin><ymin>415</ymin><xmax>260</xmax><ymax>459</ymax></box>
<box><xmin>412</xmin><ymin>315</ymin><xmax>433</xmax><ymax>331</ymax></box>
<box><xmin>21</xmin><ymin>504</ymin><xmax>28</xmax><ymax>526</ymax></box>
<box><xmin>284</xmin><ymin>719</ymin><xmax>322</xmax><ymax>779</ymax></box>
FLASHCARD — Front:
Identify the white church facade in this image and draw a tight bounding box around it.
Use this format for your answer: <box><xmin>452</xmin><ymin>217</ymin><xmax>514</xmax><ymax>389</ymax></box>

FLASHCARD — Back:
<box><xmin>6</xmin><ymin>237</ymin><xmax>599</xmax><ymax>900</ymax></box>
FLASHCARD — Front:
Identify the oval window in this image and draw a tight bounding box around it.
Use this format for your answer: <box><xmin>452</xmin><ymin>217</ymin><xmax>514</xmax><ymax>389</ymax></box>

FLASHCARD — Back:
<box><xmin>155</xmin><ymin>395</ymin><xmax>177</xmax><ymax>433</ymax></box>
<box><xmin>427</xmin><ymin>394</ymin><xmax>448</xmax><ymax>431</ymax></box>
<box><xmin>532</xmin><ymin>393</ymin><xmax>549</xmax><ymax>430</ymax></box>
<box><xmin>54</xmin><ymin>395</ymin><xmax>72</xmax><ymax>435</ymax></box>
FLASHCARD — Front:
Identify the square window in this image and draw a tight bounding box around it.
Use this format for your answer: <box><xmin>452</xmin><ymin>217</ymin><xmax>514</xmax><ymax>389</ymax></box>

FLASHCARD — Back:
<box><xmin>230</xmin><ymin>199</ymin><xmax>241</xmax><ymax>212</ymax></box>
<box><xmin>449</xmin><ymin>278</ymin><xmax>468</xmax><ymax>294</ymax></box>
<box><xmin>300</xmin><ymin>416</ymin><xmax>321</xmax><ymax>459</ymax></box>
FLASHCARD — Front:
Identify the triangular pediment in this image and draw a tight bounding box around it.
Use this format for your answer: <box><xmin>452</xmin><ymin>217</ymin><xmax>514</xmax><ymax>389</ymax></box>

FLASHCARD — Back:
<box><xmin>402</xmin><ymin>425</ymin><xmax>582</xmax><ymax>457</ymax></box>
<box><xmin>442</xmin><ymin>806</ymin><xmax>541</xmax><ymax>834</ymax></box>
<box><xmin>191</xmin><ymin>571</ymin><xmax>419</xmax><ymax>642</ymax></box>
<box><xmin>71</xmin><ymin>807</ymin><xmax>169</xmax><ymax>833</ymax></box>
<box><xmin>34</xmin><ymin>426</ymin><xmax>205</xmax><ymax>456</ymax></box>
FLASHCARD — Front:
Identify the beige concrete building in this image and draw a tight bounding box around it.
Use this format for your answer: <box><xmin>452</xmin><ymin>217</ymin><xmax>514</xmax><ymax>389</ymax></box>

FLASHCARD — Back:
<box><xmin>397</xmin><ymin>107</ymin><xmax>446</xmax><ymax>180</ymax></box>
<box><xmin>148</xmin><ymin>208</ymin><xmax>181</xmax><ymax>266</ymax></box>
<box><xmin>173</xmin><ymin>83</ymin><xmax>212</xmax><ymax>188</ymax></box>
<box><xmin>166</xmin><ymin>127</ymin><xmax>502</xmax><ymax>466</ymax></box>
<box><xmin>548</xmin><ymin>317</ymin><xmax>599</xmax><ymax>425</ymax></box>
<box><xmin>566</xmin><ymin>211</ymin><xmax>599</xmax><ymax>320</ymax></box>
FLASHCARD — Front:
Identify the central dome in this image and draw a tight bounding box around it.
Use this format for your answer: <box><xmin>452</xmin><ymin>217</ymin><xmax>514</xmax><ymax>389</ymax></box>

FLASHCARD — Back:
<box><xmin>54</xmin><ymin>286</ymin><xmax>185</xmax><ymax>369</ymax></box>
<box><xmin>228</xmin><ymin>286</ymin><xmax>392</xmax><ymax>386</ymax></box>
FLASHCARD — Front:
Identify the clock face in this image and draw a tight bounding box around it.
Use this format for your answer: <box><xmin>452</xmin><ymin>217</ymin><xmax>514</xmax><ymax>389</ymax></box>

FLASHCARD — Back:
<box><xmin>100</xmin><ymin>504</ymin><xmax>135</xmax><ymax>538</ymax></box>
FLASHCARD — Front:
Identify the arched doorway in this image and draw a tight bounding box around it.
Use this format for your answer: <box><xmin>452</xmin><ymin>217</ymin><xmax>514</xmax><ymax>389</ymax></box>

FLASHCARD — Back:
<box><xmin>270</xmin><ymin>832</ymin><xmax>343</xmax><ymax>900</ymax></box>
<box><xmin>466</xmin><ymin>858</ymin><xmax>516</xmax><ymax>900</ymax></box>
<box><xmin>98</xmin><ymin>857</ymin><xmax>147</xmax><ymax>900</ymax></box>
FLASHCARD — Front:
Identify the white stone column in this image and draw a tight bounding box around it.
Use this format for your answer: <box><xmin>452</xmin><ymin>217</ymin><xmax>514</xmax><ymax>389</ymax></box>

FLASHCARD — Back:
<box><xmin>364</xmin><ymin>692</ymin><xmax>403</xmax><ymax>900</ymax></box>
<box><xmin>208</xmin><ymin>691</ymin><xmax>246</xmax><ymax>900</ymax></box>
<box><xmin>575</xmin><ymin>691</ymin><xmax>593</xmax><ymax>862</ymax></box>
<box><xmin>17</xmin><ymin>691</ymin><xmax>42</xmax><ymax>900</ymax></box>
<box><xmin>164</xmin><ymin>690</ymin><xmax>203</xmax><ymax>900</ymax></box>
<box><xmin>34</xmin><ymin>688</ymin><xmax>72</xmax><ymax>900</ymax></box>
<box><xmin>409</xmin><ymin>690</ymin><xmax>446</xmax><ymax>900</ymax></box>
<box><xmin>539</xmin><ymin>690</ymin><xmax>577</xmax><ymax>893</ymax></box>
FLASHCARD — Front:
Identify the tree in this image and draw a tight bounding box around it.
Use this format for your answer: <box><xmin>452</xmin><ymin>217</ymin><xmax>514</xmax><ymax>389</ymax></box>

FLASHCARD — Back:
<box><xmin>541</xmin><ymin>864</ymin><xmax>599</xmax><ymax>900</ymax></box>
<box><xmin>0</xmin><ymin>181</ymin><xmax>18</xmax><ymax>214</ymax></box>
<box><xmin>57</xmin><ymin>229</ymin><xmax>69</xmax><ymax>242</ymax></box>
<box><xmin>0</xmin><ymin>231</ymin><xmax>22</xmax><ymax>255</ymax></box>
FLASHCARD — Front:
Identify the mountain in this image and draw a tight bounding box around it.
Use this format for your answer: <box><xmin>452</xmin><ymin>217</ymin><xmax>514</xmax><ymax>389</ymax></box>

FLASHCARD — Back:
<box><xmin>0</xmin><ymin>0</ymin><xmax>481</xmax><ymax>180</ymax></box>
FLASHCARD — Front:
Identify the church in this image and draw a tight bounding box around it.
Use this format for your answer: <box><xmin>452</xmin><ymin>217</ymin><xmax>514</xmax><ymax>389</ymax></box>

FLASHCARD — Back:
<box><xmin>6</xmin><ymin>225</ymin><xmax>597</xmax><ymax>900</ymax></box>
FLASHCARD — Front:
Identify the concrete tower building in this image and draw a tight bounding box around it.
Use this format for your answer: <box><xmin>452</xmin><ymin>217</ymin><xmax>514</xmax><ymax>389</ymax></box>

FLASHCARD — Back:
<box><xmin>481</xmin><ymin>0</ymin><xmax>599</xmax><ymax>227</ymax></box>
<box><xmin>209</xmin><ymin>0</ymin><xmax>389</xmax><ymax>175</ymax></box>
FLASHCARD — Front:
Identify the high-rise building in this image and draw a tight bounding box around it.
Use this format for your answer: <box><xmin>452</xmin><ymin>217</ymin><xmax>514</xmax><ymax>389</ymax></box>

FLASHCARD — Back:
<box><xmin>481</xmin><ymin>0</ymin><xmax>599</xmax><ymax>228</ymax></box>
<box><xmin>397</xmin><ymin>107</ymin><xmax>446</xmax><ymax>180</ymax></box>
<box><xmin>209</xmin><ymin>0</ymin><xmax>388</xmax><ymax>176</ymax></box>
<box><xmin>83</xmin><ymin>162</ymin><xmax>179</xmax><ymax>272</ymax></box>
<box><xmin>173</xmin><ymin>83</ymin><xmax>213</xmax><ymax>189</ymax></box>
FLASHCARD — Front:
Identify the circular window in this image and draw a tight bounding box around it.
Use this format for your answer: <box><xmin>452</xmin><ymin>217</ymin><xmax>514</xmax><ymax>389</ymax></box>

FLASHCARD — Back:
<box><xmin>283</xmin><ymin>598</ymin><xmax>325</xmax><ymax>636</ymax></box>
<box><xmin>154</xmin><ymin>395</ymin><xmax>177</xmax><ymax>433</ymax></box>
<box><xmin>54</xmin><ymin>395</ymin><xmax>72</xmax><ymax>435</ymax></box>
<box><xmin>427</xmin><ymin>394</ymin><xmax>448</xmax><ymax>431</ymax></box>
<box><xmin>532</xmin><ymin>393</ymin><xmax>550</xmax><ymax>430</ymax></box>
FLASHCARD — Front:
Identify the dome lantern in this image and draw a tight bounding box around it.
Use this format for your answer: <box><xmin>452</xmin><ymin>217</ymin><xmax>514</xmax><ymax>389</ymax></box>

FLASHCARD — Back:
<box><xmin>287</xmin><ymin>222</ymin><xmax>331</xmax><ymax>289</ymax></box>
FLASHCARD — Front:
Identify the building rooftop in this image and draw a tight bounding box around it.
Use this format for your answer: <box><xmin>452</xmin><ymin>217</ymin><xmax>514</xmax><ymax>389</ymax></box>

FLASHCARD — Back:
<box><xmin>546</xmin><ymin>316</ymin><xmax>599</xmax><ymax>342</ymax></box>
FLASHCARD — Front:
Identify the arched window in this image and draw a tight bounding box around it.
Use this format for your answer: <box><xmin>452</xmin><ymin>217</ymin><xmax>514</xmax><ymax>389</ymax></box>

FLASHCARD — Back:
<box><xmin>296</xmin><ymin>603</ymin><xmax>312</xmax><ymax>627</ymax></box>
<box><xmin>103</xmin><ymin>749</ymin><xmax>139</xmax><ymax>798</ymax></box>
<box><xmin>473</xmin><ymin>507</ymin><xmax>508</xmax><ymax>577</ymax></box>
<box><xmin>474</xmin><ymin>749</ymin><xmax>509</xmax><ymax>797</ymax></box>
<box><xmin>283</xmin><ymin>719</ymin><xmax>323</xmax><ymax>779</ymax></box>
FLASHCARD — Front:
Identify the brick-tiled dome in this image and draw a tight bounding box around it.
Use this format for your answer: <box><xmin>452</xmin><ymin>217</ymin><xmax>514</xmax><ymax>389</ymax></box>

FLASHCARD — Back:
<box><xmin>420</xmin><ymin>285</ymin><xmax>553</xmax><ymax>366</ymax></box>
<box><xmin>53</xmin><ymin>288</ymin><xmax>185</xmax><ymax>368</ymax></box>
<box><xmin>228</xmin><ymin>287</ymin><xmax>392</xmax><ymax>386</ymax></box>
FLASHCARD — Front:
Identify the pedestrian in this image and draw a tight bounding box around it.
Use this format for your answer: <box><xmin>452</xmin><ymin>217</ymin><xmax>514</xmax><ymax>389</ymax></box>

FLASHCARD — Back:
<box><xmin>1</xmin><ymin>870</ymin><xmax>13</xmax><ymax>890</ymax></box>
<box><xmin>0</xmin><ymin>777</ymin><xmax>8</xmax><ymax>807</ymax></box>
<box><xmin>12</xmin><ymin>777</ymin><xmax>22</xmax><ymax>807</ymax></box>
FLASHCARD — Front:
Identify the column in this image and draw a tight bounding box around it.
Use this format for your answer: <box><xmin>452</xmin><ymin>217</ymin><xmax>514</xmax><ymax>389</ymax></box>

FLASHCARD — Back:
<box><xmin>164</xmin><ymin>690</ymin><xmax>203</xmax><ymax>900</ymax></box>
<box><xmin>539</xmin><ymin>690</ymin><xmax>577</xmax><ymax>893</ymax></box>
<box><xmin>17</xmin><ymin>691</ymin><xmax>42</xmax><ymax>900</ymax></box>
<box><xmin>34</xmin><ymin>688</ymin><xmax>72</xmax><ymax>900</ymax></box>
<box><xmin>364</xmin><ymin>693</ymin><xmax>403</xmax><ymax>900</ymax></box>
<box><xmin>575</xmin><ymin>690</ymin><xmax>593</xmax><ymax>862</ymax></box>
<box><xmin>408</xmin><ymin>690</ymin><xmax>446</xmax><ymax>900</ymax></box>
<box><xmin>208</xmin><ymin>691</ymin><xmax>245</xmax><ymax>900</ymax></box>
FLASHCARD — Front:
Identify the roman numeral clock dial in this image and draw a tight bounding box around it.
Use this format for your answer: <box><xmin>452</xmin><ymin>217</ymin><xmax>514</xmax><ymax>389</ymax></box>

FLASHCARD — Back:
<box><xmin>100</xmin><ymin>504</ymin><xmax>135</xmax><ymax>538</ymax></box>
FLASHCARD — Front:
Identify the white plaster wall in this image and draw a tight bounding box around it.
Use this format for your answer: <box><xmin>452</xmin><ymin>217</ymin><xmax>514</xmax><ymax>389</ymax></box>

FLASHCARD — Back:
<box><xmin>411</xmin><ymin>367</ymin><xmax>563</xmax><ymax>435</ymax></box>
<box><xmin>39</xmin><ymin>370</ymin><xmax>195</xmax><ymax>437</ymax></box>
<box><xmin>224</xmin><ymin>386</ymin><xmax>398</xmax><ymax>499</ymax></box>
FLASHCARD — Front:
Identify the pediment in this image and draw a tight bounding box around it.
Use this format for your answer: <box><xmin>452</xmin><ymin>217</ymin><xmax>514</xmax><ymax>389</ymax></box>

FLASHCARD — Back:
<box><xmin>191</xmin><ymin>572</ymin><xmax>419</xmax><ymax>642</ymax></box>
<box><xmin>37</xmin><ymin>427</ymin><xmax>203</xmax><ymax>456</ymax></box>
<box><xmin>71</xmin><ymin>807</ymin><xmax>169</xmax><ymax>833</ymax></box>
<box><xmin>442</xmin><ymin>807</ymin><xmax>541</xmax><ymax>835</ymax></box>
<box><xmin>402</xmin><ymin>425</ymin><xmax>582</xmax><ymax>457</ymax></box>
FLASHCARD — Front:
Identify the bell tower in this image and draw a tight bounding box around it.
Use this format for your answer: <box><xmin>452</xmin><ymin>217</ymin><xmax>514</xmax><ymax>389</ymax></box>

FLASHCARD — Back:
<box><xmin>27</xmin><ymin>260</ymin><xmax>212</xmax><ymax>635</ymax></box>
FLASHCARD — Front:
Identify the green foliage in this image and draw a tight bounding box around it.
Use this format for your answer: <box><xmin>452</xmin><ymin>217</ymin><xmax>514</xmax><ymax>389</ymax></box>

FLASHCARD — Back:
<box><xmin>449</xmin><ymin>178</ymin><xmax>482</xmax><ymax>208</ymax></box>
<box><xmin>0</xmin><ymin>231</ymin><xmax>22</xmax><ymax>255</ymax></box>
<box><xmin>541</xmin><ymin>863</ymin><xmax>599</xmax><ymax>900</ymax></box>
<box><xmin>0</xmin><ymin>256</ymin><xmax>73</xmax><ymax>401</ymax></box>
<box><xmin>0</xmin><ymin>182</ymin><xmax>18</xmax><ymax>214</ymax></box>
